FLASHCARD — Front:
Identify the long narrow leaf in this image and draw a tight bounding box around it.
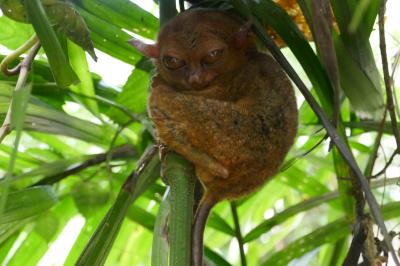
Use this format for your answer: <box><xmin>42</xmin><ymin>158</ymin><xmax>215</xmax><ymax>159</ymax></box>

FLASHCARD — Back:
<box><xmin>68</xmin><ymin>40</ymin><xmax>99</xmax><ymax>116</ymax></box>
<box><xmin>151</xmin><ymin>190</ymin><xmax>170</xmax><ymax>266</ymax></box>
<box><xmin>23</xmin><ymin>0</ymin><xmax>78</xmax><ymax>87</ymax></box>
<box><xmin>244</xmin><ymin>177</ymin><xmax>400</xmax><ymax>243</ymax></box>
<box><xmin>77</xmin><ymin>0</ymin><xmax>158</xmax><ymax>39</ymax></box>
<box><xmin>76</xmin><ymin>148</ymin><xmax>160</xmax><ymax>265</ymax></box>
<box><xmin>261</xmin><ymin>201</ymin><xmax>400</xmax><ymax>265</ymax></box>
<box><xmin>0</xmin><ymin>186</ymin><xmax>57</xmax><ymax>224</ymax></box>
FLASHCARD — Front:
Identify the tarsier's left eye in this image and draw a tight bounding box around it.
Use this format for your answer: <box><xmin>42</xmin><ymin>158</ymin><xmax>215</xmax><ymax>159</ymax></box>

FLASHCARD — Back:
<box><xmin>203</xmin><ymin>49</ymin><xmax>224</xmax><ymax>65</ymax></box>
<box><xmin>162</xmin><ymin>56</ymin><xmax>185</xmax><ymax>70</ymax></box>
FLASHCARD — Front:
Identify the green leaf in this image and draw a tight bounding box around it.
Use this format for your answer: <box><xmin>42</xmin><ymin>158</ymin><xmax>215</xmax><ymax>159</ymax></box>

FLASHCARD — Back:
<box><xmin>0</xmin><ymin>15</ymin><xmax>34</xmax><ymax>50</ymax></box>
<box><xmin>76</xmin><ymin>7</ymin><xmax>142</xmax><ymax>65</ymax></box>
<box><xmin>205</xmin><ymin>246</ymin><xmax>232</xmax><ymax>266</ymax></box>
<box><xmin>46</xmin><ymin>1</ymin><xmax>96</xmax><ymax>60</ymax></box>
<box><xmin>0</xmin><ymin>0</ymin><xmax>27</xmax><ymax>22</ymax></box>
<box><xmin>29</xmin><ymin>132</ymin><xmax>81</xmax><ymax>157</ymax></box>
<box><xmin>330</xmin><ymin>0</ymin><xmax>384</xmax><ymax>117</ymax></box>
<box><xmin>76</xmin><ymin>149</ymin><xmax>160</xmax><ymax>265</ymax></box>
<box><xmin>261</xmin><ymin>201</ymin><xmax>400</xmax><ymax>265</ymax></box>
<box><xmin>23</xmin><ymin>0</ymin><xmax>79</xmax><ymax>87</ymax></box>
<box><xmin>11</xmin><ymin>84</ymin><xmax>31</xmax><ymax>130</ymax></box>
<box><xmin>334</xmin><ymin>34</ymin><xmax>384</xmax><ymax>117</ymax></box>
<box><xmin>0</xmin><ymin>84</ymin><xmax>32</xmax><ymax>220</ymax></box>
<box><xmin>0</xmin><ymin>217</ymin><xmax>34</xmax><ymax>244</ymax></box>
<box><xmin>33</xmin><ymin>212</ymin><xmax>59</xmax><ymax>242</ymax></box>
<box><xmin>151</xmin><ymin>194</ymin><xmax>170</xmax><ymax>266</ymax></box>
<box><xmin>208</xmin><ymin>212</ymin><xmax>235</xmax><ymax>236</ymax></box>
<box><xmin>243</xmin><ymin>191</ymin><xmax>338</xmax><ymax>243</ymax></box>
<box><xmin>68</xmin><ymin>40</ymin><xmax>99</xmax><ymax>116</ymax></box>
<box><xmin>63</xmin><ymin>210</ymin><xmax>106</xmax><ymax>265</ymax></box>
<box><xmin>0</xmin><ymin>144</ymin><xmax>43</xmax><ymax>165</ymax></box>
<box><xmin>77</xmin><ymin>0</ymin><xmax>158</xmax><ymax>39</ymax></box>
<box><xmin>0</xmin><ymin>234</ymin><xmax>19</xmax><ymax>262</ymax></box>
<box><xmin>107</xmin><ymin>68</ymin><xmax>150</xmax><ymax>123</ymax></box>
<box><xmin>126</xmin><ymin>205</ymin><xmax>156</xmax><ymax>231</ymax></box>
<box><xmin>1</xmin><ymin>0</ymin><xmax>96</xmax><ymax>59</ymax></box>
<box><xmin>23</xmin><ymin>100</ymin><xmax>115</xmax><ymax>145</ymax></box>
<box><xmin>0</xmin><ymin>186</ymin><xmax>58</xmax><ymax>224</ymax></box>
<box><xmin>72</xmin><ymin>181</ymin><xmax>110</xmax><ymax>218</ymax></box>
<box><xmin>6</xmin><ymin>230</ymin><xmax>48</xmax><ymax>266</ymax></box>
<box><xmin>5</xmin><ymin>196</ymin><xmax>79</xmax><ymax>266</ymax></box>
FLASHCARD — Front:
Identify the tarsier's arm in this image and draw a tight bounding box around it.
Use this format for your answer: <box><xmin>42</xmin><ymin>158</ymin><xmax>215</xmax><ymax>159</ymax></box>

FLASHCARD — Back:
<box><xmin>149</xmin><ymin>83</ymin><xmax>233</xmax><ymax>178</ymax></box>
<box><xmin>149</xmin><ymin>79</ymin><xmax>258</xmax><ymax>174</ymax></box>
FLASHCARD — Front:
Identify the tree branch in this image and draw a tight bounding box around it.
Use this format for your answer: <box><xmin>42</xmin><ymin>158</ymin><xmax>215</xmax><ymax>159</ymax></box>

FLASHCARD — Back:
<box><xmin>310</xmin><ymin>0</ymin><xmax>341</xmax><ymax>128</ymax></box>
<box><xmin>0</xmin><ymin>41</ymin><xmax>41</xmax><ymax>144</ymax></box>
<box><xmin>231</xmin><ymin>201</ymin><xmax>247</xmax><ymax>266</ymax></box>
<box><xmin>379</xmin><ymin>0</ymin><xmax>400</xmax><ymax>149</ymax></box>
<box><xmin>343</xmin><ymin>216</ymin><xmax>368</xmax><ymax>266</ymax></box>
<box><xmin>31</xmin><ymin>144</ymin><xmax>136</xmax><ymax>186</ymax></box>
<box><xmin>164</xmin><ymin>152</ymin><xmax>196</xmax><ymax>266</ymax></box>
<box><xmin>0</xmin><ymin>35</ymin><xmax>39</xmax><ymax>76</ymax></box>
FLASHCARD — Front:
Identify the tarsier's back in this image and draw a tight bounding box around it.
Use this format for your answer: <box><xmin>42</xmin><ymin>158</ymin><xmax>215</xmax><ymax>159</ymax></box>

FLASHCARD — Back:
<box><xmin>130</xmin><ymin>8</ymin><xmax>298</xmax><ymax>265</ymax></box>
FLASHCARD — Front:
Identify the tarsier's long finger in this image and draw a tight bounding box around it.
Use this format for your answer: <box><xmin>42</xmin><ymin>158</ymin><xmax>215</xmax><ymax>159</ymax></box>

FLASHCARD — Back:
<box><xmin>198</xmin><ymin>156</ymin><xmax>229</xmax><ymax>179</ymax></box>
<box><xmin>159</xmin><ymin>144</ymin><xmax>169</xmax><ymax>184</ymax></box>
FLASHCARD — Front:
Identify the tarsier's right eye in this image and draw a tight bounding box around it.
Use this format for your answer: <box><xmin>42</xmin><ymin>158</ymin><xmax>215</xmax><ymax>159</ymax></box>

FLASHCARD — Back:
<box><xmin>162</xmin><ymin>56</ymin><xmax>185</xmax><ymax>70</ymax></box>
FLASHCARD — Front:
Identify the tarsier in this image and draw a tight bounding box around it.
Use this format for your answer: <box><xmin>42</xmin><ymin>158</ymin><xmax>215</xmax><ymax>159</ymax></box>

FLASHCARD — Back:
<box><xmin>130</xmin><ymin>9</ymin><xmax>298</xmax><ymax>265</ymax></box>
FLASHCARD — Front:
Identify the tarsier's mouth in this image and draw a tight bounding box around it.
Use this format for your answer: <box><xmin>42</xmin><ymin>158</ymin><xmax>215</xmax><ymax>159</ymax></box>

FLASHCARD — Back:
<box><xmin>177</xmin><ymin>83</ymin><xmax>211</xmax><ymax>92</ymax></box>
<box><xmin>186</xmin><ymin>84</ymin><xmax>213</xmax><ymax>93</ymax></box>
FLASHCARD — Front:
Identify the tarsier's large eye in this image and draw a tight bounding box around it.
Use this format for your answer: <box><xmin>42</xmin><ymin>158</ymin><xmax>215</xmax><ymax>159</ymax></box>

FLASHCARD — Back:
<box><xmin>162</xmin><ymin>56</ymin><xmax>185</xmax><ymax>70</ymax></box>
<box><xmin>203</xmin><ymin>49</ymin><xmax>224</xmax><ymax>65</ymax></box>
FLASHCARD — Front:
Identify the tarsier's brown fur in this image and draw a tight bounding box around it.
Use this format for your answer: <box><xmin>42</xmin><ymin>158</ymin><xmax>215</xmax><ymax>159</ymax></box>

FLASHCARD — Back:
<box><xmin>130</xmin><ymin>9</ymin><xmax>297</xmax><ymax>265</ymax></box>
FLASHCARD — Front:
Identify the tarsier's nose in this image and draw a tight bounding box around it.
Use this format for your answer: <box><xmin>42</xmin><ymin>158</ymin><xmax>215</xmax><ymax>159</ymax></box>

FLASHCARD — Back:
<box><xmin>189</xmin><ymin>72</ymin><xmax>203</xmax><ymax>87</ymax></box>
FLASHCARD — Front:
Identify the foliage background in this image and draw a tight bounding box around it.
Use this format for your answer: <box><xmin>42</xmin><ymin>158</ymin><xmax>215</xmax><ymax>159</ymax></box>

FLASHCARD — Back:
<box><xmin>0</xmin><ymin>0</ymin><xmax>400</xmax><ymax>265</ymax></box>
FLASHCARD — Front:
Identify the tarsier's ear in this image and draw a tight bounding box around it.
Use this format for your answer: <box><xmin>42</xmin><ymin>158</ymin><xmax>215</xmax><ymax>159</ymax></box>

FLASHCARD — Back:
<box><xmin>234</xmin><ymin>21</ymin><xmax>255</xmax><ymax>49</ymax></box>
<box><xmin>128</xmin><ymin>37</ymin><xmax>160</xmax><ymax>58</ymax></box>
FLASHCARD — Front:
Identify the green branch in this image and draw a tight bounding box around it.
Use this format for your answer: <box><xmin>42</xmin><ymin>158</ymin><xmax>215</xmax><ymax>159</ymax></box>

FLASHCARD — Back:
<box><xmin>164</xmin><ymin>152</ymin><xmax>196</xmax><ymax>266</ymax></box>
<box><xmin>230</xmin><ymin>201</ymin><xmax>247</xmax><ymax>266</ymax></box>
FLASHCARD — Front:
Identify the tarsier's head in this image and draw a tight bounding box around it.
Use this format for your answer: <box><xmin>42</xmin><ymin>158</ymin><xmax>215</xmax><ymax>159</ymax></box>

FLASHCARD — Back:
<box><xmin>129</xmin><ymin>9</ymin><xmax>255</xmax><ymax>91</ymax></box>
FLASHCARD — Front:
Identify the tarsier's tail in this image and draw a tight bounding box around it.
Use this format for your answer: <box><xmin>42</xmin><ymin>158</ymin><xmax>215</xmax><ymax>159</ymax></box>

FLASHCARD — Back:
<box><xmin>192</xmin><ymin>194</ymin><xmax>217</xmax><ymax>266</ymax></box>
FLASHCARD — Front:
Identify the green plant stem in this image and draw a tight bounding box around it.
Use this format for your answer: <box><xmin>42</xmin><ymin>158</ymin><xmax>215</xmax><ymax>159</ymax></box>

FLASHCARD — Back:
<box><xmin>0</xmin><ymin>35</ymin><xmax>38</xmax><ymax>76</ymax></box>
<box><xmin>151</xmin><ymin>188</ymin><xmax>170</xmax><ymax>266</ymax></box>
<box><xmin>0</xmin><ymin>42</ymin><xmax>40</xmax><ymax>216</ymax></box>
<box><xmin>159</xmin><ymin>0</ymin><xmax>177</xmax><ymax>26</ymax></box>
<box><xmin>164</xmin><ymin>152</ymin><xmax>195</xmax><ymax>266</ymax></box>
<box><xmin>364</xmin><ymin>108</ymin><xmax>388</xmax><ymax>177</ymax></box>
<box><xmin>230</xmin><ymin>201</ymin><xmax>247</xmax><ymax>266</ymax></box>
<box><xmin>179</xmin><ymin>0</ymin><xmax>185</xmax><ymax>12</ymax></box>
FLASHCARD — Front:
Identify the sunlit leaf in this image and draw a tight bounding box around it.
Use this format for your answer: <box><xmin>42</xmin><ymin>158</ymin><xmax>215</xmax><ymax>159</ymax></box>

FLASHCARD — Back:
<box><xmin>0</xmin><ymin>186</ymin><xmax>57</xmax><ymax>224</ymax></box>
